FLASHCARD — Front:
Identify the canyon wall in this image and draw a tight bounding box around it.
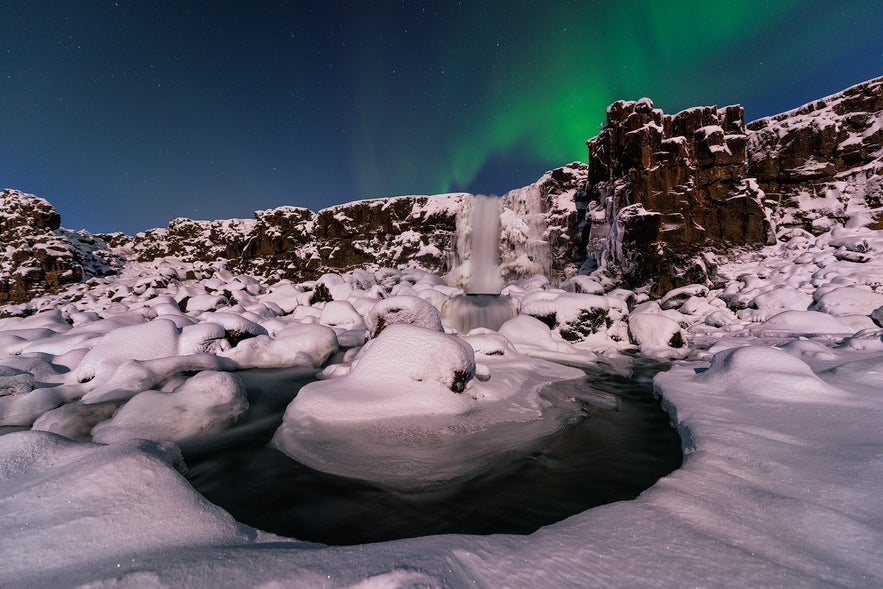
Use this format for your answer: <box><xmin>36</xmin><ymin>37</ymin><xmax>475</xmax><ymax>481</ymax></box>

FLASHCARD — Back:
<box><xmin>581</xmin><ymin>76</ymin><xmax>883</xmax><ymax>294</ymax></box>
<box><xmin>2</xmin><ymin>77</ymin><xmax>881</xmax><ymax>305</ymax></box>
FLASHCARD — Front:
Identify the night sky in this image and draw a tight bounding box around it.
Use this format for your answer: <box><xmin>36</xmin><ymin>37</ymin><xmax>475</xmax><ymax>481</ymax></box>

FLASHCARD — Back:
<box><xmin>2</xmin><ymin>1</ymin><xmax>881</xmax><ymax>234</ymax></box>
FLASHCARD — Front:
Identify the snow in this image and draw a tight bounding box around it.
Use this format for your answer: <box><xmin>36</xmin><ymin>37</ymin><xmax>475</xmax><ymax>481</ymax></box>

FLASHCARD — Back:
<box><xmin>91</xmin><ymin>370</ymin><xmax>249</xmax><ymax>443</ymax></box>
<box><xmin>74</xmin><ymin>318</ymin><xmax>181</xmax><ymax>383</ymax></box>
<box><xmin>364</xmin><ymin>294</ymin><xmax>443</xmax><ymax>338</ymax></box>
<box><xmin>3</xmin><ymin>168</ymin><xmax>883</xmax><ymax>584</ymax></box>
<box><xmin>627</xmin><ymin>313</ymin><xmax>687</xmax><ymax>359</ymax></box>
<box><xmin>219</xmin><ymin>322</ymin><xmax>339</xmax><ymax>369</ymax></box>
<box><xmin>273</xmin><ymin>323</ymin><xmax>583</xmax><ymax>490</ymax></box>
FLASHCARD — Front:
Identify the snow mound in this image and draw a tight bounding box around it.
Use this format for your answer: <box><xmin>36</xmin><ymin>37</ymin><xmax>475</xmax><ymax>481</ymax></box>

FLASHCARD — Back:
<box><xmin>519</xmin><ymin>291</ymin><xmax>630</xmax><ymax>348</ymax></box>
<box><xmin>91</xmin><ymin>370</ymin><xmax>248</xmax><ymax>443</ymax></box>
<box><xmin>220</xmin><ymin>323</ymin><xmax>338</xmax><ymax>369</ymax></box>
<box><xmin>75</xmin><ymin>318</ymin><xmax>181</xmax><ymax>382</ymax></box>
<box><xmin>627</xmin><ymin>313</ymin><xmax>686</xmax><ymax>359</ymax></box>
<box><xmin>0</xmin><ymin>431</ymin><xmax>253</xmax><ymax>582</ymax></box>
<box><xmin>693</xmin><ymin>346</ymin><xmax>845</xmax><ymax>401</ymax></box>
<box><xmin>273</xmin><ymin>324</ymin><xmax>583</xmax><ymax>489</ymax></box>
<box><xmin>364</xmin><ymin>295</ymin><xmax>443</xmax><ymax>338</ymax></box>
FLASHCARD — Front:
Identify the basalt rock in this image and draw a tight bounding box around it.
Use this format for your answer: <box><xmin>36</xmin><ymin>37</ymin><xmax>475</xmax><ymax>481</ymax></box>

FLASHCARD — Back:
<box><xmin>0</xmin><ymin>190</ymin><xmax>120</xmax><ymax>305</ymax></box>
<box><xmin>232</xmin><ymin>195</ymin><xmax>465</xmax><ymax>281</ymax></box>
<box><xmin>584</xmin><ymin>99</ymin><xmax>772</xmax><ymax>295</ymax></box>
<box><xmin>747</xmin><ymin>76</ymin><xmax>883</xmax><ymax>232</ymax></box>
<box><xmin>581</xmin><ymin>77</ymin><xmax>883</xmax><ymax>295</ymax></box>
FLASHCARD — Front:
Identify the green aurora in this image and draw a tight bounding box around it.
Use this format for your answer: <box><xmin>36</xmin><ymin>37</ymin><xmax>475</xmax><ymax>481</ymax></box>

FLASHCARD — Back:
<box><xmin>346</xmin><ymin>0</ymin><xmax>875</xmax><ymax>197</ymax></box>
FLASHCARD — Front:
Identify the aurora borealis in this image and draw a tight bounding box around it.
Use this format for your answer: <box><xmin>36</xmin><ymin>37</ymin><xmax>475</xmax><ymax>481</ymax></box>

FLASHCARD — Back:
<box><xmin>2</xmin><ymin>1</ymin><xmax>881</xmax><ymax>234</ymax></box>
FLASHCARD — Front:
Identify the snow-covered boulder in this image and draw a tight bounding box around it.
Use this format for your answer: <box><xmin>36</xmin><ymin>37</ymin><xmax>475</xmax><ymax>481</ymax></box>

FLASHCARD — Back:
<box><xmin>318</xmin><ymin>300</ymin><xmax>367</xmax><ymax>332</ymax></box>
<box><xmin>627</xmin><ymin>314</ymin><xmax>686</xmax><ymax>359</ymax></box>
<box><xmin>91</xmin><ymin>371</ymin><xmax>248</xmax><ymax>443</ymax></box>
<box><xmin>690</xmin><ymin>345</ymin><xmax>845</xmax><ymax>401</ymax></box>
<box><xmin>273</xmin><ymin>323</ymin><xmax>584</xmax><ymax>490</ymax></box>
<box><xmin>811</xmin><ymin>286</ymin><xmax>883</xmax><ymax>317</ymax></box>
<box><xmin>220</xmin><ymin>323</ymin><xmax>338</xmax><ymax>369</ymax></box>
<box><xmin>519</xmin><ymin>291</ymin><xmax>629</xmax><ymax>346</ymax></box>
<box><xmin>74</xmin><ymin>318</ymin><xmax>181</xmax><ymax>383</ymax></box>
<box><xmin>364</xmin><ymin>295</ymin><xmax>443</xmax><ymax>338</ymax></box>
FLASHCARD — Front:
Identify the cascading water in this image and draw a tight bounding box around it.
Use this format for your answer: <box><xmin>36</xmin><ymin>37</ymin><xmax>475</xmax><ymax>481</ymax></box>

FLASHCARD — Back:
<box><xmin>466</xmin><ymin>194</ymin><xmax>504</xmax><ymax>294</ymax></box>
<box><xmin>442</xmin><ymin>195</ymin><xmax>516</xmax><ymax>334</ymax></box>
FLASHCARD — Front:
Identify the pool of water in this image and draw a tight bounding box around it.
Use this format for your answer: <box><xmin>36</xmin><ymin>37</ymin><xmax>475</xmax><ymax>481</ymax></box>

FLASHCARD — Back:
<box><xmin>182</xmin><ymin>361</ymin><xmax>682</xmax><ymax>546</ymax></box>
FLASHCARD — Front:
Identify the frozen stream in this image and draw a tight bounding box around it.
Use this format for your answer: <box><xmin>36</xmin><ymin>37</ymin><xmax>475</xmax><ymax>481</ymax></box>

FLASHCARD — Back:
<box><xmin>181</xmin><ymin>362</ymin><xmax>682</xmax><ymax>545</ymax></box>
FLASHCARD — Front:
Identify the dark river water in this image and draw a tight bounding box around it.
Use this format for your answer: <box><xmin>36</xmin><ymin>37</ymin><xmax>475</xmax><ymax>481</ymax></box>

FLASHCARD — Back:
<box><xmin>182</xmin><ymin>361</ymin><xmax>682</xmax><ymax>546</ymax></box>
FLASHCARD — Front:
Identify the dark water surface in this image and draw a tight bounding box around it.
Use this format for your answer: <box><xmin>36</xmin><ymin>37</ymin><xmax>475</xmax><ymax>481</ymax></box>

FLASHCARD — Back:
<box><xmin>183</xmin><ymin>361</ymin><xmax>682</xmax><ymax>546</ymax></box>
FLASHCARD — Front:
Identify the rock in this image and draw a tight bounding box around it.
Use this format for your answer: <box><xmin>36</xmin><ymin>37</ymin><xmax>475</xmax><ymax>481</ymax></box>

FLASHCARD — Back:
<box><xmin>0</xmin><ymin>190</ymin><xmax>121</xmax><ymax>305</ymax></box>
<box><xmin>747</xmin><ymin>76</ymin><xmax>883</xmax><ymax>232</ymax></box>
<box><xmin>583</xmin><ymin>99</ymin><xmax>772</xmax><ymax>295</ymax></box>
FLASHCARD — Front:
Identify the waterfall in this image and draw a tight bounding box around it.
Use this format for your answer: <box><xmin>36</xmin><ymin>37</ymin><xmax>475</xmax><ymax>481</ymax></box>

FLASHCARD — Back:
<box><xmin>467</xmin><ymin>195</ymin><xmax>503</xmax><ymax>294</ymax></box>
<box><xmin>445</xmin><ymin>186</ymin><xmax>553</xmax><ymax>292</ymax></box>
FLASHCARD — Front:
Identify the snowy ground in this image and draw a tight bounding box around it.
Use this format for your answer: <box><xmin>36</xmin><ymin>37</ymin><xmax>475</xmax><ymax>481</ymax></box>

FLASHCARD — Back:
<box><xmin>2</xmin><ymin>226</ymin><xmax>883</xmax><ymax>587</ymax></box>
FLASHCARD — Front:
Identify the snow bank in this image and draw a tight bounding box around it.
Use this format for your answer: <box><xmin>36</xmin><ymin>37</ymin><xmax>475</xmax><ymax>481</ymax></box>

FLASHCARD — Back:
<box><xmin>91</xmin><ymin>370</ymin><xmax>249</xmax><ymax>443</ymax></box>
<box><xmin>0</xmin><ymin>431</ymin><xmax>256</xmax><ymax>585</ymax></box>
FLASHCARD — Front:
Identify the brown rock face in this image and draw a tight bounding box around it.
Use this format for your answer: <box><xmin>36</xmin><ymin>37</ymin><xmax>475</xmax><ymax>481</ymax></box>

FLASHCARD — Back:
<box><xmin>107</xmin><ymin>169</ymin><xmax>586</xmax><ymax>290</ymax></box>
<box><xmin>747</xmin><ymin>76</ymin><xmax>883</xmax><ymax>232</ymax></box>
<box><xmin>0</xmin><ymin>190</ymin><xmax>119</xmax><ymax>305</ymax></box>
<box><xmin>584</xmin><ymin>99</ymin><xmax>772</xmax><ymax>294</ymax></box>
<box><xmin>236</xmin><ymin>196</ymin><xmax>464</xmax><ymax>281</ymax></box>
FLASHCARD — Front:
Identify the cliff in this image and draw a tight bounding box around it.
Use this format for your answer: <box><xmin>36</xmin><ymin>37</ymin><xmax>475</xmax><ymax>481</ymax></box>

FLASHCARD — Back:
<box><xmin>582</xmin><ymin>76</ymin><xmax>883</xmax><ymax>294</ymax></box>
<box><xmin>3</xmin><ymin>77</ymin><xmax>882</xmax><ymax>305</ymax></box>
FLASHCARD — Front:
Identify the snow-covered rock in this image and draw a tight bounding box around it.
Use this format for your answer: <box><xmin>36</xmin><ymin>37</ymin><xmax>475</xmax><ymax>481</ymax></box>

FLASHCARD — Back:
<box><xmin>272</xmin><ymin>323</ymin><xmax>584</xmax><ymax>490</ymax></box>
<box><xmin>364</xmin><ymin>295</ymin><xmax>443</xmax><ymax>338</ymax></box>
<box><xmin>91</xmin><ymin>370</ymin><xmax>248</xmax><ymax>443</ymax></box>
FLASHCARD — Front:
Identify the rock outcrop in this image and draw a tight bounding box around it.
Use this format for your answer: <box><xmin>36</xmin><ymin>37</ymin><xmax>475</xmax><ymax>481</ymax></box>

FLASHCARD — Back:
<box><xmin>106</xmin><ymin>168</ymin><xmax>585</xmax><ymax>289</ymax></box>
<box><xmin>581</xmin><ymin>76</ymin><xmax>883</xmax><ymax>294</ymax></box>
<box><xmin>583</xmin><ymin>99</ymin><xmax>772</xmax><ymax>295</ymax></box>
<box><xmin>747</xmin><ymin>76</ymin><xmax>883</xmax><ymax>232</ymax></box>
<box><xmin>0</xmin><ymin>190</ymin><xmax>120</xmax><ymax>306</ymax></box>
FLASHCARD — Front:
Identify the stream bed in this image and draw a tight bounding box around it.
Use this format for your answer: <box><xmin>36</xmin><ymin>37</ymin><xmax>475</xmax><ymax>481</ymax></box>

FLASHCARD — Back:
<box><xmin>182</xmin><ymin>362</ymin><xmax>682</xmax><ymax>546</ymax></box>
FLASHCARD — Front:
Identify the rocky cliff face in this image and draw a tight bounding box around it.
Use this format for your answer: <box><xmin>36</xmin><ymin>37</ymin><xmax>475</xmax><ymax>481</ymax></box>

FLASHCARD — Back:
<box><xmin>747</xmin><ymin>76</ymin><xmax>883</xmax><ymax>232</ymax></box>
<box><xmin>3</xmin><ymin>77</ymin><xmax>881</xmax><ymax>306</ymax></box>
<box><xmin>584</xmin><ymin>99</ymin><xmax>772</xmax><ymax>295</ymax></box>
<box><xmin>1</xmin><ymin>169</ymin><xmax>584</xmax><ymax>306</ymax></box>
<box><xmin>0</xmin><ymin>190</ymin><xmax>120</xmax><ymax>306</ymax></box>
<box><xmin>582</xmin><ymin>76</ymin><xmax>883</xmax><ymax>295</ymax></box>
<box><xmin>107</xmin><ymin>166</ymin><xmax>585</xmax><ymax>290</ymax></box>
